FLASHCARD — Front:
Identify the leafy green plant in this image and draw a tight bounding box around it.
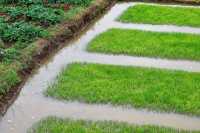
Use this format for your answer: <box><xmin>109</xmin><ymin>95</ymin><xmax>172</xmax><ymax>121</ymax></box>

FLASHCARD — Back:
<box><xmin>0</xmin><ymin>48</ymin><xmax>5</xmax><ymax>61</ymax></box>
<box><xmin>60</xmin><ymin>0</ymin><xmax>93</xmax><ymax>6</ymax></box>
<box><xmin>3</xmin><ymin>48</ymin><xmax>20</xmax><ymax>62</ymax></box>
<box><xmin>0</xmin><ymin>21</ymin><xmax>46</xmax><ymax>43</ymax></box>
<box><xmin>0</xmin><ymin>0</ymin><xmax>19</xmax><ymax>4</ymax></box>
<box><xmin>13</xmin><ymin>21</ymin><xmax>46</xmax><ymax>42</ymax></box>
<box><xmin>0</xmin><ymin>17</ymin><xmax>7</xmax><ymax>34</ymax></box>
<box><xmin>19</xmin><ymin>0</ymin><xmax>35</xmax><ymax>5</ymax></box>
<box><xmin>25</xmin><ymin>5</ymin><xmax>64</xmax><ymax>25</ymax></box>
<box><xmin>0</xmin><ymin>0</ymin><xmax>42</xmax><ymax>5</ymax></box>
<box><xmin>5</xmin><ymin>6</ymin><xmax>25</xmax><ymax>20</ymax></box>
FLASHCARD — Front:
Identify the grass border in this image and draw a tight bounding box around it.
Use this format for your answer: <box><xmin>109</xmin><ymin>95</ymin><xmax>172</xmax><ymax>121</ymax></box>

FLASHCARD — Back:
<box><xmin>29</xmin><ymin>117</ymin><xmax>200</xmax><ymax>133</ymax></box>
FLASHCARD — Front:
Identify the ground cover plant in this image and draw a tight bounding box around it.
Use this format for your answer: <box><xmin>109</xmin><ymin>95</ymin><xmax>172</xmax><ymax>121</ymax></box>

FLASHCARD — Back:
<box><xmin>29</xmin><ymin>117</ymin><xmax>200</xmax><ymax>133</ymax></box>
<box><xmin>88</xmin><ymin>28</ymin><xmax>200</xmax><ymax>61</ymax></box>
<box><xmin>0</xmin><ymin>63</ymin><xmax>20</xmax><ymax>95</ymax></box>
<box><xmin>119</xmin><ymin>4</ymin><xmax>200</xmax><ymax>27</ymax></box>
<box><xmin>47</xmin><ymin>63</ymin><xmax>200</xmax><ymax>116</ymax></box>
<box><xmin>0</xmin><ymin>0</ymin><xmax>93</xmax><ymax>98</ymax></box>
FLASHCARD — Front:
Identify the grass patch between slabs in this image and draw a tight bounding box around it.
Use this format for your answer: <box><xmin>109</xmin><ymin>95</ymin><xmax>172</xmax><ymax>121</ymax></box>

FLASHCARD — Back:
<box><xmin>29</xmin><ymin>117</ymin><xmax>200</xmax><ymax>133</ymax></box>
<box><xmin>88</xmin><ymin>28</ymin><xmax>200</xmax><ymax>61</ymax></box>
<box><xmin>46</xmin><ymin>63</ymin><xmax>200</xmax><ymax>116</ymax></box>
<box><xmin>119</xmin><ymin>4</ymin><xmax>200</xmax><ymax>27</ymax></box>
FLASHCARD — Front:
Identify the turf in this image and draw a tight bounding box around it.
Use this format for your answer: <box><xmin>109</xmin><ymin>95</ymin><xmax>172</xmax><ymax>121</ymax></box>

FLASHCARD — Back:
<box><xmin>46</xmin><ymin>63</ymin><xmax>200</xmax><ymax>116</ymax></box>
<box><xmin>118</xmin><ymin>4</ymin><xmax>200</xmax><ymax>27</ymax></box>
<box><xmin>29</xmin><ymin>117</ymin><xmax>199</xmax><ymax>133</ymax></box>
<box><xmin>87</xmin><ymin>28</ymin><xmax>200</xmax><ymax>61</ymax></box>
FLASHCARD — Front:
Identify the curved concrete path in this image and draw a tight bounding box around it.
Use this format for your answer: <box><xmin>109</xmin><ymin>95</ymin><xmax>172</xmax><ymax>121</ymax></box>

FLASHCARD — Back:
<box><xmin>0</xmin><ymin>2</ymin><xmax>200</xmax><ymax>133</ymax></box>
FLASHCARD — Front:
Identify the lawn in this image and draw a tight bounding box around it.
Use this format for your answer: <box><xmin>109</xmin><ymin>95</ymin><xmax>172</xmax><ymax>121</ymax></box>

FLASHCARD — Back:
<box><xmin>29</xmin><ymin>117</ymin><xmax>199</xmax><ymax>133</ymax></box>
<box><xmin>0</xmin><ymin>0</ymin><xmax>93</xmax><ymax>98</ymax></box>
<box><xmin>118</xmin><ymin>4</ymin><xmax>200</xmax><ymax>27</ymax></box>
<box><xmin>87</xmin><ymin>28</ymin><xmax>200</xmax><ymax>61</ymax></box>
<box><xmin>46</xmin><ymin>63</ymin><xmax>200</xmax><ymax>116</ymax></box>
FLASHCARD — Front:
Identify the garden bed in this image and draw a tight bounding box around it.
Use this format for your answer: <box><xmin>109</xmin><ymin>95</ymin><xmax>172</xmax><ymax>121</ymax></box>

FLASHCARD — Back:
<box><xmin>46</xmin><ymin>63</ymin><xmax>200</xmax><ymax>116</ymax></box>
<box><xmin>0</xmin><ymin>0</ymin><xmax>114</xmax><ymax>115</ymax></box>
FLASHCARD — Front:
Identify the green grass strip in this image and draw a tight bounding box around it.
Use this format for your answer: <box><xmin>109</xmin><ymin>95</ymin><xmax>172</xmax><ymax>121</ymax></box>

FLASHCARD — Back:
<box><xmin>29</xmin><ymin>117</ymin><xmax>199</xmax><ymax>133</ymax></box>
<box><xmin>87</xmin><ymin>28</ymin><xmax>200</xmax><ymax>61</ymax></box>
<box><xmin>119</xmin><ymin>4</ymin><xmax>200</xmax><ymax>27</ymax></box>
<box><xmin>46</xmin><ymin>63</ymin><xmax>200</xmax><ymax>116</ymax></box>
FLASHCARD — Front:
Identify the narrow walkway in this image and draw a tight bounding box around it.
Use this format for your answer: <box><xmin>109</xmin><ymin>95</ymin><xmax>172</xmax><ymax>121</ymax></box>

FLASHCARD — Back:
<box><xmin>113</xmin><ymin>22</ymin><xmax>200</xmax><ymax>34</ymax></box>
<box><xmin>74</xmin><ymin>52</ymin><xmax>200</xmax><ymax>72</ymax></box>
<box><xmin>0</xmin><ymin>2</ymin><xmax>200</xmax><ymax>133</ymax></box>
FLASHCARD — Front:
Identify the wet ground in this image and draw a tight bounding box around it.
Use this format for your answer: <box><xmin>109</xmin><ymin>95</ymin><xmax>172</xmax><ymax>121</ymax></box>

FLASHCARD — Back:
<box><xmin>0</xmin><ymin>2</ymin><xmax>200</xmax><ymax>133</ymax></box>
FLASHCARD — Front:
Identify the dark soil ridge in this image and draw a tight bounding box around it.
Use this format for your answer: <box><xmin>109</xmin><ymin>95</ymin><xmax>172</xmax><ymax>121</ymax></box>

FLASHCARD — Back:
<box><xmin>0</xmin><ymin>0</ymin><xmax>115</xmax><ymax>116</ymax></box>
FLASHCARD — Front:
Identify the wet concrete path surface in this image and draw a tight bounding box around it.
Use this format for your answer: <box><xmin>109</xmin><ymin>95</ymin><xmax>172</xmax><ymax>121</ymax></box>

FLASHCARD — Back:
<box><xmin>0</xmin><ymin>2</ymin><xmax>200</xmax><ymax>133</ymax></box>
